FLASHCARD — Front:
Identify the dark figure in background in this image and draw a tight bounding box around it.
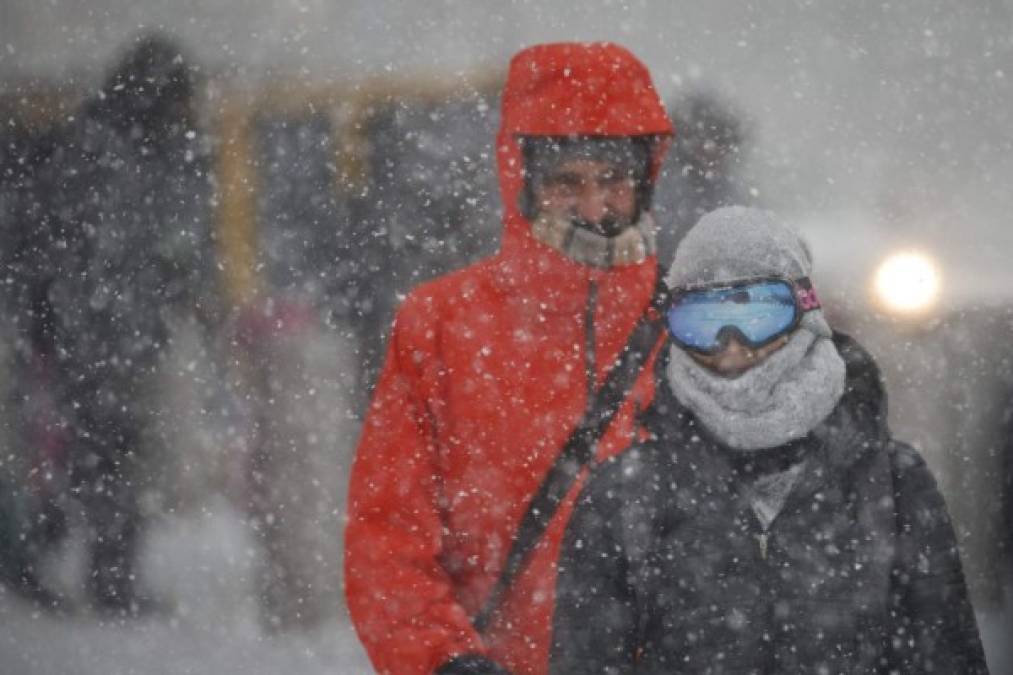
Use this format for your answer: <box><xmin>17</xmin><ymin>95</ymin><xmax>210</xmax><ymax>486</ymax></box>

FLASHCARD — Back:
<box><xmin>233</xmin><ymin>113</ymin><xmax>359</xmax><ymax>632</ymax></box>
<box><xmin>45</xmin><ymin>33</ymin><xmax>217</xmax><ymax>615</ymax></box>
<box><xmin>653</xmin><ymin>92</ymin><xmax>750</xmax><ymax>267</ymax></box>
<box><xmin>551</xmin><ymin>207</ymin><xmax>989</xmax><ymax>674</ymax></box>
<box><xmin>0</xmin><ymin>118</ymin><xmax>69</xmax><ymax>608</ymax></box>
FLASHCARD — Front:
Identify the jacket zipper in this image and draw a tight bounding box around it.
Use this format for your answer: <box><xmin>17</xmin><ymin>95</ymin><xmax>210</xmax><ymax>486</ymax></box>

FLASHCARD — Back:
<box><xmin>756</xmin><ymin>531</ymin><xmax>769</xmax><ymax>560</ymax></box>
<box><xmin>584</xmin><ymin>279</ymin><xmax>598</xmax><ymax>415</ymax></box>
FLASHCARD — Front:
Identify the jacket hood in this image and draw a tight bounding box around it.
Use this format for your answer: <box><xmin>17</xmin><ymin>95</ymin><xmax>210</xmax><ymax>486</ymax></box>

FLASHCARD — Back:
<box><xmin>495</xmin><ymin>42</ymin><xmax>673</xmax><ymax>261</ymax></box>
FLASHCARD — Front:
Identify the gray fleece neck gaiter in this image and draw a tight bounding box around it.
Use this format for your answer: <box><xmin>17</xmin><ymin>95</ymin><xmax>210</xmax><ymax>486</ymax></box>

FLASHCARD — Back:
<box><xmin>665</xmin><ymin>312</ymin><xmax>847</xmax><ymax>452</ymax></box>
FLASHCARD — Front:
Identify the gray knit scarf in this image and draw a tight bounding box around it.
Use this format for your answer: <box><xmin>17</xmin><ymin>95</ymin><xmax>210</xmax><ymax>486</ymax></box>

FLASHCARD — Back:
<box><xmin>530</xmin><ymin>212</ymin><xmax>657</xmax><ymax>268</ymax></box>
<box><xmin>665</xmin><ymin>313</ymin><xmax>847</xmax><ymax>452</ymax></box>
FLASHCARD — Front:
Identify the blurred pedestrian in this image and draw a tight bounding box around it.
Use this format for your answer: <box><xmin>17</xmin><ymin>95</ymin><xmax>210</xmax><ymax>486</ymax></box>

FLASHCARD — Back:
<box><xmin>45</xmin><ymin>32</ymin><xmax>218</xmax><ymax>616</ymax></box>
<box><xmin>551</xmin><ymin>207</ymin><xmax>989</xmax><ymax>674</ymax></box>
<box><xmin>344</xmin><ymin>42</ymin><xmax>673</xmax><ymax>675</ymax></box>
<box><xmin>226</xmin><ymin>112</ymin><xmax>361</xmax><ymax>632</ymax></box>
<box><xmin>0</xmin><ymin>113</ymin><xmax>72</xmax><ymax>610</ymax></box>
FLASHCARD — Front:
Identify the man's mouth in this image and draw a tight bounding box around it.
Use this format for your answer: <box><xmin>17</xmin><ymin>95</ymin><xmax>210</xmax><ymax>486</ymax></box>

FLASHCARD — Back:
<box><xmin>570</xmin><ymin>216</ymin><xmax>628</xmax><ymax>238</ymax></box>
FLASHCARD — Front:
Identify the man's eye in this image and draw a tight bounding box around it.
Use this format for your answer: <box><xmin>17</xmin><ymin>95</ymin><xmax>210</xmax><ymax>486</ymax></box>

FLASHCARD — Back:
<box><xmin>601</xmin><ymin>172</ymin><xmax>629</xmax><ymax>186</ymax></box>
<box><xmin>545</xmin><ymin>175</ymin><xmax>582</xmax><ymax>189</ymax></box>
<box><xmin>601</xmin><ymin>167</ymin><xmax>629</xmax><ymax>181</ymax></box>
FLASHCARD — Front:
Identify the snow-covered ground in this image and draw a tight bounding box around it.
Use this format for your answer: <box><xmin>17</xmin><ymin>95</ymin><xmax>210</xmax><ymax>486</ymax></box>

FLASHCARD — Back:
<box><xmin>0</xmin><ymin>497</ymin><xmax>372</xmax><ymax>675</ymax></box>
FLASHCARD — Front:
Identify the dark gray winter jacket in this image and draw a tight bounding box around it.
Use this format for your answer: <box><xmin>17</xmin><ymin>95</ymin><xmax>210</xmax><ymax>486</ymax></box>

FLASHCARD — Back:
<box><xmin>550</xmin><ymin>334</ymin><xmax>989</xmax><ymax>674</ymax></box>
<box><xmin>45</xmin><ymin>102</ymin><xmax>216</xmax><ymax>429</ymax></box>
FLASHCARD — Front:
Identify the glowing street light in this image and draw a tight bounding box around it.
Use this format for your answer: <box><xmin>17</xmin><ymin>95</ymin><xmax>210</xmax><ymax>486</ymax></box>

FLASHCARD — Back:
<box><xmin>872</xmin><ymin>251</ymin><xmax>942</xmax><ymax>315</ymax></box>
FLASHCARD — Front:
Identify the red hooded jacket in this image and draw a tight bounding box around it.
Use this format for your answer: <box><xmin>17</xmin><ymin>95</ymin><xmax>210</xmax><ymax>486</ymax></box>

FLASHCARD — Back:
<box><xmin>345</xmin><ymin>42</ymin><xmax>673</xmax><ymax>675</ymax></box>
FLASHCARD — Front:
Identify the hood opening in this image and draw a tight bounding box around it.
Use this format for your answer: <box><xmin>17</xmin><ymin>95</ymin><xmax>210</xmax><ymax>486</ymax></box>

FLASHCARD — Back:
<box><xmin>516</xmin><ymin>134</ymin><xmax>660</xmax><ymax>223</ymax></box>
<box><xmin>495</xmin><ymin>42</ymin><xmax>674</xmax><ymax>255</ymax></box>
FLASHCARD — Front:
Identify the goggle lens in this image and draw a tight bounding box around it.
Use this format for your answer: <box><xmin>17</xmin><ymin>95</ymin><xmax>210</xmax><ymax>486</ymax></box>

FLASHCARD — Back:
<box><xmin>666</xmin><ymin>280</ymin><xmax>799</xmax><ymax>353</ymax></box>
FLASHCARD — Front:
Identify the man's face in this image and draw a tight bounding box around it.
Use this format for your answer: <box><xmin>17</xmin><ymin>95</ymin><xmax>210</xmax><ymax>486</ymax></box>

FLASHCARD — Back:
<box><xmin>533</xmin><ymin>158</ymin><xmax>638</xmax><ymax>237</ymax></box>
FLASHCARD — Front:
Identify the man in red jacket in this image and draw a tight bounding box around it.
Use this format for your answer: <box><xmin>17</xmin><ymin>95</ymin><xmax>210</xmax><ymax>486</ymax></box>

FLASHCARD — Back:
<box><xmin>345</xmin><ymin>42</ymin><xmax>673</xmax><ymax>675</ymax></box>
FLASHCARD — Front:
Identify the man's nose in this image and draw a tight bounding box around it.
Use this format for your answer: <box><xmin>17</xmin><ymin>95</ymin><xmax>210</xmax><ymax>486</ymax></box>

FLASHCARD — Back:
<box><xmin>575</xmin><ymin>185</ymin><xmax>610</xmax><ymax>223</ymax></box>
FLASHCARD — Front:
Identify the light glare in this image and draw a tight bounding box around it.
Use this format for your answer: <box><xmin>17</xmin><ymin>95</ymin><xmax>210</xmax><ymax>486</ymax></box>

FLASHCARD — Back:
<box><xmin>873</xmin><ymin>251</ymin><xmax>941</xmax><ymax>314</ymax></box>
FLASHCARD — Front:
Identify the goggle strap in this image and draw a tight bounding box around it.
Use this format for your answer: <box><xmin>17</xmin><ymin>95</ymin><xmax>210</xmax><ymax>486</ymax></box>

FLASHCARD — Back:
<box><xmin>794</xmin><ymin>277</ymin><xmax>821</xmax><ymax>312</ymax></box>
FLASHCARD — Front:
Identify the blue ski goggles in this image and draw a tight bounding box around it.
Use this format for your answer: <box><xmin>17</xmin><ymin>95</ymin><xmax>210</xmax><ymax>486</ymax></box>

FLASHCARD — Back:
<box><xmin>665</xmin><ymin>276</ymin><xmax>822</xmax><ymax>354</ymax></box>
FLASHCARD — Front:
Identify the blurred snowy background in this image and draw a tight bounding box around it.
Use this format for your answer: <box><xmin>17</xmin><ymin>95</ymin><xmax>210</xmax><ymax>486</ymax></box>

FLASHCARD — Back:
<box><xmin>1</xmin><ymin>1</ymin><xmax>1012</xmax><ymax>673</ymax></box>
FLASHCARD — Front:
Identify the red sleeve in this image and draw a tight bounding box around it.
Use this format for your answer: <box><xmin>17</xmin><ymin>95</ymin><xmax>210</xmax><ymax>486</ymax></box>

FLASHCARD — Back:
<box><xmin>344</xmin><ymin>296</ymin><xmax>486</xmax><ymax>675</ymax></box>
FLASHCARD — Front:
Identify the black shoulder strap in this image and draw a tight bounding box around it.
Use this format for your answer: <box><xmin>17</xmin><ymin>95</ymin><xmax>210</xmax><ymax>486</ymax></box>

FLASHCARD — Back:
<box><xmin>472</xmin><ymin>277</ymin><xmax>669</xmax><ymax>634</ymax></box>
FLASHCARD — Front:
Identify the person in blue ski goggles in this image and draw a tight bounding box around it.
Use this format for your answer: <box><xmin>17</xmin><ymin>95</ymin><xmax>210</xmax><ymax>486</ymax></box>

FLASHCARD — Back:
<box><xmin>551</xmin><ymin>206</ymin><xmax>989</xmax><ymax>675</ymax></box>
